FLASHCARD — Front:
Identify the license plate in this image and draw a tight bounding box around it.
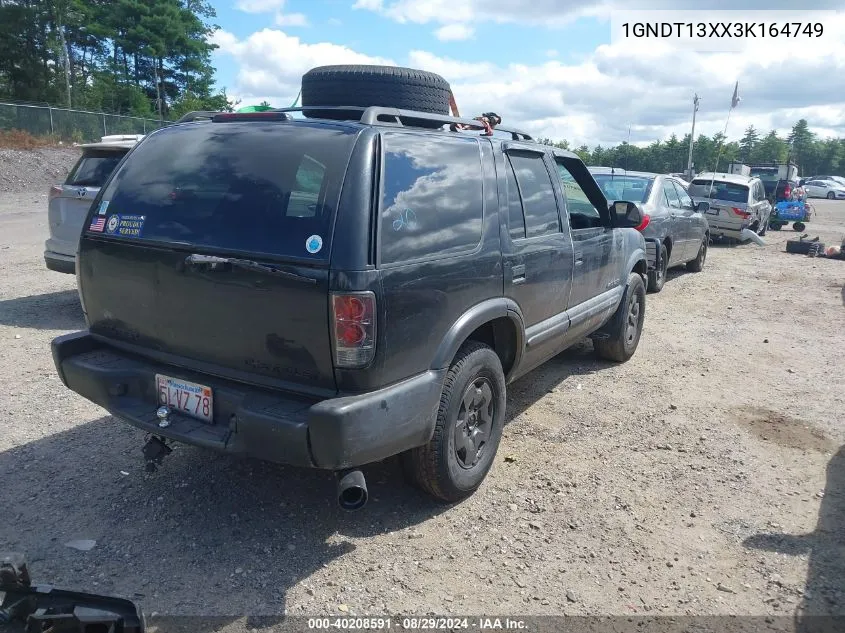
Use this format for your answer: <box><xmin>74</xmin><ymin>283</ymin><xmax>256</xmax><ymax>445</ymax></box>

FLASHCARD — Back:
<box><xmin>156</xmin><ymin>374</ymin><xmax>213</xmax><ymax>423</ymax></box>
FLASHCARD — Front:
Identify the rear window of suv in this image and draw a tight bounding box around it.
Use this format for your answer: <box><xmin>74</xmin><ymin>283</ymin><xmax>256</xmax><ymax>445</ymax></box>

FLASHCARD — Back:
<box><xmin>92</xmin><ymin>122</ymin><xmax>357</xmax><ymax>259</ymax></box>
<box><xmin>66</xmin><ymin>149</ymin><xmax>128</xmax><ymax>187</ymax></box>
<box><xmin>688</xmin><ymin>179</ymin><xmax>749</xmax><ymax>203</ymax></box>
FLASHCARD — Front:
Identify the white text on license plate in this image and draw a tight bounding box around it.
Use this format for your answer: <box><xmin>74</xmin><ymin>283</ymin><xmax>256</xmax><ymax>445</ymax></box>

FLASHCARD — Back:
<box><xmin>156</xmin><ymin>375</ymin><xmax>213</xmax><ymax>423</ymax></box>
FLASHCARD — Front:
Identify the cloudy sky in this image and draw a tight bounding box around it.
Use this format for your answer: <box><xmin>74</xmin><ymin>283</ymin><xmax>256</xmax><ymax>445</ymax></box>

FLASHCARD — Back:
<box><xmin>208</xmin><ymin>0</ymin><xmax>845</xmax><ymax>147</ymax></box>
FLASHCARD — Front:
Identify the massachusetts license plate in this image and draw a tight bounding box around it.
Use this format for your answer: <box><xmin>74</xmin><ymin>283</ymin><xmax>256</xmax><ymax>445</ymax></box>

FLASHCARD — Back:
<box><xmin>156</xmin><ymin>374</ymin><xmax>213</xmax><ymax>423</ymax></box>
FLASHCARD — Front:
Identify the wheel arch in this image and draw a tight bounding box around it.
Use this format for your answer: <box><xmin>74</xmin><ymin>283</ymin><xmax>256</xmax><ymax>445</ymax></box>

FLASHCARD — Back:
<box><xmin>430</xmin><ymin>298</ymin><xmax>526</xmax><ymax>382</ymax></box>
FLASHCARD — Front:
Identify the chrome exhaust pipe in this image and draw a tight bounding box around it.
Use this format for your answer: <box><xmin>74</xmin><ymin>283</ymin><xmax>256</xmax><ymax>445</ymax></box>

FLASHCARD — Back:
<box><xmin>336</xmin><ymin>469</ymin><xmax>368</xmax><ymax>511</ymax></box>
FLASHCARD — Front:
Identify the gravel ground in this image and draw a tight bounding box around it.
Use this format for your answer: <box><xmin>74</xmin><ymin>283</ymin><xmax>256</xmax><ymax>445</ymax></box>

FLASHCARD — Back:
<box><xmin>0</xmin><ymin>146</ymin><xmax>80</xmax><ymax>193</ymax></box>
<box><xmin>0</xmin><ymin>179</ymin><xmax>843</xmax><ymax>629</ymax></box>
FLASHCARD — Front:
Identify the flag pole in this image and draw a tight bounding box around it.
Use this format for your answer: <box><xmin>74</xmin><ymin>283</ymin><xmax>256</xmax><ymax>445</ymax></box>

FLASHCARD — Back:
<box><xmin>686</xmin><ymin>93</ymin><xmax>699</xmax><ymax>179</ymax></box>
<box><xmin>708</xmin><ymin>81</ymin><xmax>740</xmax><ymax>196</ymax></box>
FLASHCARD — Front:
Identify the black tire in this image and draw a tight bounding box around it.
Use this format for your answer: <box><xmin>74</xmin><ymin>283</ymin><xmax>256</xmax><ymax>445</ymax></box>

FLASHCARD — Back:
<box><xmin>686</xmin><ymin>236</ymin><xmax>707</xmax><ymax>272</ymax></box>
<box><xmin>647</xmin><ymin>244</ymin><xmax>668</xmax><ymax>293</ymax></box>
<box><xmin>301</xmin><ymin>65</ymin><xmax>451</xmax><ymax>127</ymax></box>
<box><xmin>770</xmin><ymin>222</ymin><xmax>782</xmax><ymax>231</ymax></box>
<box><xmin>402</xmin><ymin>341</ymin><xmax>506</xmax><ymax>503</ymax></box>
<box><xmin>827</xmin><ymin>192</ymin><xmax>835</xmax><ymax>200</ymax></box>
<box><xmin>594</xmin><ymin>272</ymin><xmax>646</xmax><ymax>363</ymax></box>
<box><xmin>793</xmin><ymin>222</ymin><xmax>806</xmax><ymax>232</ymax></box>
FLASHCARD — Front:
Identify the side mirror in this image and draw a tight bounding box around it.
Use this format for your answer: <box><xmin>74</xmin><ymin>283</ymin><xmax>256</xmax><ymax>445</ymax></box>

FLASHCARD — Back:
<box><xmin>695</xmin><ymin>201</ymin><xmax>710</xmax><ymax>213</ymax></box>
<box><xmin>611</xmin><ymin>200</ymin><xmax>644</xmax><ymax>229</ymax></box>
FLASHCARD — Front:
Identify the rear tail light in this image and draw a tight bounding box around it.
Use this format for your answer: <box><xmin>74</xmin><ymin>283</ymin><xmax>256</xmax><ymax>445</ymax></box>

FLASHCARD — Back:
<box><xmin>732</xmin><ymin>207</ymin><xmax>751</xmax><ymax>218</ymax></box>
<box><xmin>331</xmin><ymin>292</ymin><xmax>376</xmax><ymax>368</ymax></box>
<box><xmin>48</xmin><ymin>185</ymin><xmax>62</xmax><ymax>201</ymax></box>
<box><xmin>783</xmin><ymin>184</ymin><xmax>792</xmax><ymax>198</ymax></box>
<box><xmin>635</xmin><ymin>214</ymin><xmax>650</xmax><ymax>232</ymax></box>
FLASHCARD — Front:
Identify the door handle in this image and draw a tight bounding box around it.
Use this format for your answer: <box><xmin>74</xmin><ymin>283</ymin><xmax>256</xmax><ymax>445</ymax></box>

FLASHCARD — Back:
<box><xmin>574</xmin><ymin>253</ymin><xmax>584</xmax><ymax>266</ymax></box>
<box><xmin>512</xmin><ymin>264</ymin><xmax>526</xmax><ymax>284</ymax></box>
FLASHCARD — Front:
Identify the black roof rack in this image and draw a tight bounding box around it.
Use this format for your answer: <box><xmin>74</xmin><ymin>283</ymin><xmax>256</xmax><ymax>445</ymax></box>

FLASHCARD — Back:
<box><xmin>268</xmin><ymin>106</ymin><xmax>534</xmax><ymax>141</ymax></box>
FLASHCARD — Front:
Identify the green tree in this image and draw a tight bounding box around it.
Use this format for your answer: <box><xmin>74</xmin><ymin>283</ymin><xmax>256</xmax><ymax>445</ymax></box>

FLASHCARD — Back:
<box><xmin>751</xmin><ymin>130</ymin><xmax>787</xmax><ymax>164</ymax></box>
<box><xmin>739</xmin><ymin>125</ymin><xmax>759</xmax><ymax>162</ymax></box>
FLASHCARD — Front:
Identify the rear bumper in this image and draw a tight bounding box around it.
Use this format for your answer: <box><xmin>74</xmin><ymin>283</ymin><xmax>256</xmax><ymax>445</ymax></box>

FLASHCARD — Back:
<box><xmin>44</xmin><ymin>250</ymin><xmax>76</xmax><ymax>274</ymax></box>
<box><xmin>706</xmin><ymin>217</ymin><xmax>750</xmax><ymax>239</ymax></box>
<box><xmin>51</xmin><ymin>332</ymin><xmax>446</xmax><ymax>469</ymax></box>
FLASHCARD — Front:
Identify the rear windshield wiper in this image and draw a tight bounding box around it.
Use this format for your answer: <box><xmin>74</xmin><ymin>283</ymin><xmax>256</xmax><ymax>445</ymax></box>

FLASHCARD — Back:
<box><xmin>185</xmin><ymin>254</ymin><xmax>317</xmax><ymax>284</ymax></box>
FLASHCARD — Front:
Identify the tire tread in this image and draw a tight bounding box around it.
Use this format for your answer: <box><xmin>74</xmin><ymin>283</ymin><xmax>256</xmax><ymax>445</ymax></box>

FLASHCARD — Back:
<box><xmin>404</xmin><ymin>341</ymin><xmax>502</xmax><ymax>502</ymax></box>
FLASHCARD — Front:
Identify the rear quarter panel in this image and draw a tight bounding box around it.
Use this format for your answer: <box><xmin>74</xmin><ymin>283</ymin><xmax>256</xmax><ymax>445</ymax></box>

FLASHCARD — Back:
<box><xmin>369</xmin><ymin>139</ymin><xmax>503</xmax><ymax>390</ymax></box>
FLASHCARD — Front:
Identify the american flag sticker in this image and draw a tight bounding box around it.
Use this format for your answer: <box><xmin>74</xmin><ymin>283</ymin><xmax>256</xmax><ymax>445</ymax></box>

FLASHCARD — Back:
<box><xmin>89</xmin><ymin>216</ymin><xmax>106</xmax><ymax>232</ymax></box>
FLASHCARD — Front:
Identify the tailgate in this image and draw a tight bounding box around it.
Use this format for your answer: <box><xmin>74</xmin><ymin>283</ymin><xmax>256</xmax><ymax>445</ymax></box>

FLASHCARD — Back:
<box><xmin>48</xmin><ymin>186</ymin><xmax>99</xmax><ymax>245</ymax></box>
<box><xmin>78</xmin><ymin>240</ymin><xmax>335</xmax><ymax>392</ymax></box>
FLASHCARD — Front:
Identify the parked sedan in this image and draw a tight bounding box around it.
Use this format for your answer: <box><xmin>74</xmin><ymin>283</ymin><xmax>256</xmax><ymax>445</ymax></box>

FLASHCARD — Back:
<box><xmin>590</xmin><ymin>169</ymin><xmax>710</xmax><ymax>293</ymax></box>
<box><xmin>802</xmin><ymin>179</ymin><xmax>845</xmax><ymax>200</ymax></box>
<box><xmin>804</xmin><ymin>175</ymin><xmax>845</xmax><ymax>188</ymax></box>
<box><xmin>44</xmin><ymin>134</ymin><xmax>142</xmax><ymax>273</ymax></box>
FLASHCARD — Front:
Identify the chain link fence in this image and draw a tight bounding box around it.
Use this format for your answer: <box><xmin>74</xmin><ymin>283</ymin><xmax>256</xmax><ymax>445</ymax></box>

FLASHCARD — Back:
<box><xmin>0</xmin><ymin>102</ymin><xmax>168</xmax><ymax>142</ymax></box>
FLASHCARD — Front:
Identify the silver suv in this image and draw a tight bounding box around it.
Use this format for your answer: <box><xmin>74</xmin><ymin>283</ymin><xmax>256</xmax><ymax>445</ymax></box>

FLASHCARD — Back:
<box><xmin>688</xmin><ymin>172</ymin><xmax>771</xmax><ymax>240</ymax></box>
<box><xmin>44</xmin><ymin>134</ymin><xmax>143</xmax><ymax>273</ymax></box>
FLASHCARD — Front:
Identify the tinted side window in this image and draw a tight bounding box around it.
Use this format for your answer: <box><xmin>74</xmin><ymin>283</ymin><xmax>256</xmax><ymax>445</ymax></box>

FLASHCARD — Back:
<box><xmin>673</xmin><ymin>181</ymin><xmax>694</xmax><ymax>209</ymax></box>
<box><xmin>663</xmin><ymin>180</ymin><xmax>681</xmax><ymax>208</ymax></box>
<box><xmin>505</xmin><ymin>158</ymin><xmax>526</xmax><ymax>240</ymax></box>
<box><xmin>507</xmin><ymin>153</ymin><xmax>560</xmax><ymax>237</ymax></box>
<box><xmin>555</xmin><ymin>159</ymin><xmax>603</xmax><ymax>230</ymax></box>
<box><xmin>380</xmin><ymin>133</ymin><xmax>482</xmax><ymax>264</ymax></box>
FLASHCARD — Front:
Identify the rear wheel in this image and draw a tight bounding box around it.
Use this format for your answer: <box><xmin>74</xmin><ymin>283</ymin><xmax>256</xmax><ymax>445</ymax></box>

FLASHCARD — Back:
<box><xmin>594</xmin><ymin>272</ymin><xmax>646</xmax><ymax>363</ymax></box>
<box><xmin>793</xmin><ymin>222</ymin><xmax>806</xmax><ymax>232</ymax></box>
<box><xmin>647</xmin><ymin>244</ymin><xmax>668</xmax><ymax>293</ymax></box>
<box><xmin>686</xmin><ymin>237</ymin><xmax>707</xmax><ymax>272</ymax></box>
<box><xmin>402</xmin><ymin>341</ymin><xmax>506</xmax><ymax>503</ymax></box>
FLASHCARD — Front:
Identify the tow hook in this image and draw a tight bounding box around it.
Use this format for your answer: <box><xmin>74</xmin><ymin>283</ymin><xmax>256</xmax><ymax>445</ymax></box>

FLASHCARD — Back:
<box><xmin>142</xmin><ymin>435</ymin><xmax>172</xmax><ymax>473</ymax></box>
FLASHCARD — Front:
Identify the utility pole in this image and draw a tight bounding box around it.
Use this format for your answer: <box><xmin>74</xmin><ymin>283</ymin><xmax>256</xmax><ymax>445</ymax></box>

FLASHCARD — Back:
<box><xmin>686</xmin><ymin>93</ymin><xmax>699</xmax><ymax>180</ymax></box>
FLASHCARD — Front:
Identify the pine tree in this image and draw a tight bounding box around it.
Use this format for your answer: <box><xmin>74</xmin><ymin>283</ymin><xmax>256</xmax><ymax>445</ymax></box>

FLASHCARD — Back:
<box><xmin>739</xmin><ymin>126</ymin><xmax>759</xmax><ymax>162</ymax></box>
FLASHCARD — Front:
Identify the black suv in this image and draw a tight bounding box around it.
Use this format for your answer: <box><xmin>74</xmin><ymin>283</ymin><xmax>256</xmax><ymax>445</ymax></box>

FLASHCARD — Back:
<box><xmin>52</xmin><ymin>75</ymin><xmax>648</xmax><ymax>508</ymax></box>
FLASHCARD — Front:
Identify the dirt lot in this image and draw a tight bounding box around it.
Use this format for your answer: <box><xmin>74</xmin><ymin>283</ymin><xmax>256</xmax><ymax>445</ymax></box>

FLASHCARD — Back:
<box><xmin>0</xmin><ymin>166</ymin><xmax>843</xmax><ymax>626</ymax></box>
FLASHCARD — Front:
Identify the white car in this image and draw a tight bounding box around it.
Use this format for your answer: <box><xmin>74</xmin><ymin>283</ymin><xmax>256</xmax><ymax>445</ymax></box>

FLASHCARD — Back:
<box><xmin>44</xmin><ymin>134</ymin><xmax>143</xmax><ymax>273</ymax></box>
<box><xmin>803</xmin><ymin>179</ymin><xmax>845</xmax><ymax>200</ymax></box>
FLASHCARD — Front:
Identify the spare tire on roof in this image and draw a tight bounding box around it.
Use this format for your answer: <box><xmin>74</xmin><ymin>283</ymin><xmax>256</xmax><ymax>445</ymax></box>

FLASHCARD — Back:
<box><xmin>301</xmin><ymin>65</ymin><xmax>452</xmax><ymax>127</ymax></box>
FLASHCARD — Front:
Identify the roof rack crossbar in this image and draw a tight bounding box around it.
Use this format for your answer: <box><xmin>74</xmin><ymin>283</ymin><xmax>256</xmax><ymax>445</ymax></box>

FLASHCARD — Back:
<box><xmin>269</xmin><ymin>105</ymin><xmax>534</xmax><ymax>141</ymax></box>
<box><xmin>176</xmin><ymin>110</ymin><xmax>227</xmax><ymax>123</ymax></box>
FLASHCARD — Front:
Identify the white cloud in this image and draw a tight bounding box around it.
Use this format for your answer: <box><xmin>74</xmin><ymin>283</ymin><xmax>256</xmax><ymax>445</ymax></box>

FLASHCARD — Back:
<box><xmin>275</xmin><ymin>12</ymin><xmax>309</xmax><ymax>26</ymax></box>
<box><xmin>545</xmin><ymin>49</ymin><xmax>559</xmax><ymax>58</ymax></box>
<box><xmin>212</xmin><ymin>29</ymin><xmax>393</xmax><ymax>98</ymax></box>
<box><xmin>433</xmin><ymin>24</ymin><xmax>475</xmax><ymax>41</ymax></box>
<box><xmin>355</xmin><ymin>0</ymin><xmax>845</xmax><ymax>28</ymax></box>
<box><xmin>352</xmin><ymin>0</ymin><xmax>384</xmax><ymax>9</ymax></box>
<box><xmin>214</xmin><ymin>9</ymin><xmax>845</xmax><ymax>147</ymax></box>
<box><xmin>236</xmin><ymin>0</ymin><xmax>287</xmax><ymax>13</ymax></box>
